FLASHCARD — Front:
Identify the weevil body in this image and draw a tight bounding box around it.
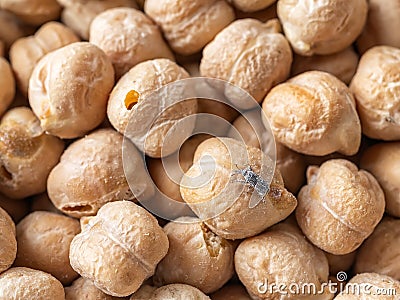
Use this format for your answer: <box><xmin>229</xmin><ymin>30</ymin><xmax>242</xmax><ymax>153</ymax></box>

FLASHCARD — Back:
<box><xmin>231</xmin><ymin>165</ymin><xmax>270</xmax><ymax>198</ymax></box>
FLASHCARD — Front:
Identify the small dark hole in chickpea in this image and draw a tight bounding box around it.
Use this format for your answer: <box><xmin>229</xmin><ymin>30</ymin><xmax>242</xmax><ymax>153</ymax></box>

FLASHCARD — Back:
<box><xmin>63</xmin><ymin>204</ymin><xmax>93</xmax><ymax>212</ymax></box>
<box><xmin>0</xmin><ymin>164</ymin><xmax>12</xmax><ymax>180</ymax></box>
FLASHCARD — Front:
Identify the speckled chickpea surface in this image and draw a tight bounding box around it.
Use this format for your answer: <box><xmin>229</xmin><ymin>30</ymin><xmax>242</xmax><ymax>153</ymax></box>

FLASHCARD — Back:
<box><xmin>29</xmin><ymin>42</ymin><xmax>114</xmax><ymax>139</ymax></box>
<box><xmin>0</xmin><ymin>267</ymin><xmax>65</xmax><ymax>300</ymax></box>
<box><xmin>69</xmin><ymin>201</ymin><xmax>169</xmax><ymax>297</ymax></box>
<box><xmin>0</xmin><ymin>107</ymin><xmax>64</xmax><ymax>199</ymax></box>
<box><xmin>14</xmin><ymin>211</ymin><xmax>80</xmax><ymax>285</ymax></box>
<box><xmin>0</xmin><ymin>206</ymin><xmax>16</xmax><ymax>274</ymax></box>
<box><xmin>262</xmin><ymin>71</ymin><xmax>361</xmax><ymax>156</ymax></box>
<box><xmin>47</xmin><ymin>129</ymin><xmax>153</xmax><ymax>218</ymax></box>
<box><xmin>90</xmin><ymin>8</ymin><xmax>174</xmax><ymax>78</ymax></box>
<box><xmin>0</xmin><ymin>0</ymin><xmax>62</xmax><ymax>26</ymax></box>
<box><xmin>354</xmin><ymin>218</ymin><xmax>400</xmax><ymax>280</ymax></box>
<box><xmin>10</xmin><ymin>21</ymin><xmax>79</xmax><ymax>96</ymax></box>
<box><xmin>180</xmin><ymin>137</ymin><xmax>297</xmax><ymax>240</ymax></box>
<box><xmin>131</xmin><ymin>284</ymin><xmax>210</xmax><ymax>300</ymax></box>
<box><xmin>357</xmin><ymin>0</ymin><xmax>400</xmax><ymax>53</ymax></box>
<box><xmin>59</xmin><ymin>0</ymin><xmax>137</xmax><ymax>40</ymax></box>
<box><xmin>277</xmin><ymin>0</ymin><xmax>367</xmax><ymax>56</ymax></box>
<box><xmin>107</xmin><ymin>58</ymin><xmax>197</xmax><ymax>158</ymax></box>
<box><xmin>210</xmin><ymin>284</ymin><xmax>251</xmax><ymax>300</ymax></box>
<box><xmin>334</xmin><ymin>273</ymin><xmax>400</xmax><ymax>300</ymax></box>
<box><xmin>291</xmin><ymin>47</ymin><xmax>359</xmax><ymax>85</ymax></box>
<box><xmin>0</xmin><ymin>194</ymin><xmax>29</xmax><ymax>222</ymax></box>
<box><xmin>201</xmin><ymin>18</ymin><xmax>292</xmax><ymax>109</ymax></box>
<box><xmin>350</xmin><ymin>46</ymin><xmax>400</xmax><ymax>140</ymax></box>
<box><xmin>0</xmin><ymin>57</ymin><xmax>15</xmax><ymax>116</ymax></box>
<box><xmin>360</xmin><ymin>143</ymin><xmax>400</xmax><ymax>217</ymax></box>
<box><xmin>65</xmin><ymin>277</ymin><xmax>120</xmax><ymax>300</ymax></box>
<box><xmin>228</xmin><ymin>0</ymin><xmax>276</xmax><ymax>12</ymax></box>
<box><xmin>296</xmin><ymin>159</ymin><xmax>385</xmax><ymax>255</ymax></box>
<box><xmin>154</xmin><ymin>217</ymin><xmax>234</xmax><ymax>293</ymax></box>
<box><xmin>235</xmin><ymin>222</ymin><xmax>332</xmax><ymax>300</ymax></box>
<box><xmin>145</xmin><ymin>0</ymin><xmax>235</xmax><ymax>55</ymax></box>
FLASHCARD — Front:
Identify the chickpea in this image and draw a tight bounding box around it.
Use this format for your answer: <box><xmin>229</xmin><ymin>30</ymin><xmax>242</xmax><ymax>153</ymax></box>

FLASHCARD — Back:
<box><xmin>154</xmin><ymin>217</ymin><xmax>234</xmax><ymax>293</ymax></box>
<box><xmin>228</xmin><ymin>0</ymin><xmax>276</xmax><ymax>13</ymax></box>
<box><xmin>200</xmin><ymin>19</ymin><xmax>292</xmax><ymax>109</ymax></box>
<box><xmin>107</xmin><ymin>58</ymin><xmax>197</xmax><ymax>158</ymax></box>
<box><xmin>235</xmin><ymin>222</ymin><xmax>332</xmax><ymax>300</ymax></box>
<box><xmin>65</xmin><ymin>277</ymin><xmax>120</xmax><ymax>300</ymax></box>
<box><xmin>360</xmin><ymin>143</ymin><xmax>400</xmax><ymax>217</ymax></box>
<box><xmin>334</xmin><ymin>273</ymin><xmax>400</xmax><ymax>300</ymax></box>
<box><xmin>69</xmin><ymin>201</ymin><xmax>169</xmax><ymax>297</ymax></box>
<box><xmin>131</xmin><ymin>284</ymin><xmax>210</xmax><ymax>300</ymax></box>
<box><xmin>291</xmin><ymin>47</ymin><xmax>359</xmax><ymax>85</ymax></box>
<box><xmin>210</xmin><ymin>284</ymin><xmax>252</xmax><ymax>300</ymax></box>
<box><xmin>0</xmin><ymin>194</ymin><xmax>29</xmax><ymax>222</ymax></box>
<box><xmin>29</xmin><ymin>42</ymin><xmax>115</xmax><ymax>139</ymax></box>
<box><xmin>357</xmin><ymin>0</ymin><xmax>400</xmax><ymax>54</ymax></box>
<box><xmin>90</xmin><ymin>7</ymin><xmax>174</xmax><ymax>78</ymax></box>
<box><xmin>262</xmin><ymin>71</ymin><xmax>361</xmax><ymax>156</ymax></box>
<box><xmin>0</xmin><ymin>206</ymin><xmax>16</xmax><ymax>274</ymax></box>
<box><xmin>0</xmin><ymin>0</ymin><xmax>61</xmax><ymax>26</ymax></box>
<box><xmin>0</xmin><ymin>267</ymin><xmax>65</xmax><ymax>300</ymax></box>
<box><xmin>0</xmin><ymin>107</ymin><xmax>64</xmax><ymax>199</ymax></box>
<box><xmin>277</xmin><ymin>0</ymin><xmax>367</xmax><ymax>56</ymax></box>
<box><xmin>235</xmin><ymin>2</ymin><xmax>277</xmax><ymax>23</ymax></box>
<box><xmin>0</xmin><ymin>57</ymin><xmax>15</xmax><ymax>116</ymax></box>
<box><xmin>144</xmin><ymin>0</ymin><xmax>235</xmax><ymax>55</ymax></box>
<box><xmin>47</xmin><ymin>129</ymin><xmax>153</xmax><ymax>218</ymax></box>
<box><xmin>354</xmin><ymin>218</ymin><xmax>400</xmax><ymax>281</ymax></box>
<box><xmin>180</xmin><ymin>137</ymin><xmax>297</xmax><ymax>240</ymax></box>
<box><xmin>10</xmin><ymin>21</ymin><xmax>79</xmax><ymax>97</ymax></box>
<box><xmin>0</xmin><ymin>10</ymin><xmax>27</xmax><ymax>51</ymax></box>
<box><xmin>59</xmin><ymin>0</ymin><xmax>138</xmax><ymax>40</ymax></box>
<box><xmin>350</xmin><ymin>46</ymin><xmax>400</xmax><ymax>140</ymax></box>
<box><xmin>296</xmin><ymin>159</ymin><xmax>385</xmax><ymax>255</ymax></box>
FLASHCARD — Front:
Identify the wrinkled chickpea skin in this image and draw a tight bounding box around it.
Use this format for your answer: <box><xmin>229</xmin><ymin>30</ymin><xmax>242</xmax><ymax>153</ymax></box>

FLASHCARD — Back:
<box><xmin>65</xmin><ymin>277</ymin><xmax>120</xmax><ymax>300</ymax></box>
<box><xmin>131</xmin><ymin>284</ymin><xmax>210</xmax><ymax>300</ymax></box>
<box><xmin>0</xmin><ymin>206</ymin><xmax>16</xmax><ymax>274</ymax></box>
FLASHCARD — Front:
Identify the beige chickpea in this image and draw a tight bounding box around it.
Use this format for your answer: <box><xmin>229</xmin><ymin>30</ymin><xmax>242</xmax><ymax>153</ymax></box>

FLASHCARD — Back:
<box><xmin>90</xmin><ymin>8</ymin><xmax>174</xmax><ymax>78</ymax></box>
<box><xmin>235</xmin><ymin>2</ymin><xmax>277</xmax><ymax>22</ymax></box>
<box><xmin>0</xmin><ymin>0</ymin><xmax>61</xmax><ymax>26</ymax></box>
<box><xmin>131</xmin><ymin>284</ymin><xmax>210</xmax><ymax>300</ymax></box>
<box><xmin>201</xmin><ymin>19</ymin><xmax>292</xmax><ymax>109</ymax></box>
<box><xmin>59</xmin><ymin>0</ymin><xmax>137</xmax><ymax>40</ymax></box>
<box><xmin>180</xmin><ymin>137</ymin><xmax>297</xmax><ymax>240</ymax></box>
<box><xmin>47</xmin><ymin>129</ymin><xmax>153</xmax><ymax>218</ymax></box>
<box><xmin>228</xmin><ymin>0</ymin><xmax>276</xmax><ymax>12</ymax></box>
<box><xmin>296</xmin><ymin>159</ymin><xmax>385</xmax><ymax>255</ymax></box>
<box><xmin>357</xmin><ymin>0</ymin><xmax>400</xmax><ymax>54</ymax></box>
<box><xmin>0</xmin><ymin>107</ymin><xmax>64</xmax><ymax>199</ymax></box>
<box><xmin>354</xmin><ymin>218</ymin><xmax>400</xmax><ymax>280</ymax></box>
<box><xmin>0</xmin><ymin>194</ymin><xmax>29</xmax><ymax>222</ymax></box>
<box><xmin>0</xmin><ymin>57</ymin><xmax>15</xmax><ymax>116</ymax></box>
<box><xmin>360</xmin><ymin>143</ymin><xmax>400</xmax><ymax>217</ymax></box>
<box><xmin>211</xmin><ymin>284</ymin><xmax>251</xmax><ymax>300</ymax></box>
<box><xmin>69</xmin><ymin>201</ymin><xmax>169</xmax><ymax>297</ymax></box>
<box><xmin>291</xmin><ymin>47</ymin><xmax>359</xmax><ymax>85</ymax></box>
<box><xmin>325</xmin><ymin>251</ymin><xmax>356</xmax><ymax>276</ymax></box>
<box><xmin>145</xmin><ymin>0</ymin><xmax>235</xmax><ymax>55</ymax></box>
<box><xmin>334</xmin><ymin>273</ymin><xmax>400</xmax><ymax>300</ymax></box>
<box><xmin>154</xmin><ymin>217</ymin><xmax>234</xmax><ymax>293</ymax></box>
<box><xmin>350</xmin><ymin>46</ymin><xmax>400</xmax><ymax>140</ymax></box>
<box><xmin>235</xmin><ymin>222</ymin><xmax>332</xmax><ymax>300</ymax></box>
<box><xmin>277</xmin><ymin>0</ymin><xmax>367</xmax><ymax>56</ymax></box>
<box><xmin>228</xmin><ymin>109</ymin><xmax>306</xmax><ymax>193</ymax></box>
<box><xmin>0</xmin><ymin>10</ymin><xmax>27</xmax><ymax>51</ymax></box>
<box><xmin>107</xmin><ymin>58</ymin><xmax>197</xmax><ymax>158</ymax></box>
<box><xmin>262</xmin><ymin>71</ymin><xmax>361</xmax><ymax>156</ymax></box>
<box><xmin>10</xmin><ymin>21</ymin><xmax>79</xmax><ymax>97</ymax></box>
<box><xmin>0</xmin><ymin>206</ymin><xmax>16</xmax><ymax>274</ymax></box>
<box><xmin>65</xmin><ymin>277</ymin><xmax>120</xmax><ymax>300</ymax></box>
<box><xmin>14</xmin><ymin>211</ymin><xmax>80</xmax><ymax>285</ymax></box>
<box><xmin>29</xmin><ymin>42</ymin><xmax>114</xmax><ymax>139</ymax></box>
<box><xmin>0</xmin><ymin>267</ymin><xmax>64</xmax><ymax>299</ymax></box>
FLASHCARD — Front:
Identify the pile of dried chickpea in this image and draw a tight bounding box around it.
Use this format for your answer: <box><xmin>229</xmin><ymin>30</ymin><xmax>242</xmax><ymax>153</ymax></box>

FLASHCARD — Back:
<box><xmin>0</xmin><ymin>0</ymin><xmax>400</xmax><ymax>299</ymax></box>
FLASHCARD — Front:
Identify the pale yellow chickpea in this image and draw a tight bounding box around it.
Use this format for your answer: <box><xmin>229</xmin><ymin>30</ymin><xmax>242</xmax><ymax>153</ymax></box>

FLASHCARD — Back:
<box><xmin>65</xmin><ymin>277</ymin><xmax>121</xmax><ymax>300</ymax></box>
<box><xmin>69</xmin><ymin>201</ymin><xmax>169</xmax><ymax>297</ymax></box>
<box><xmin>0</xmin><ymin>57</ymin><xmax>15</xmax><ymax>116</ymax></box>
<box><xmin>0</xmin><ymin>206</ymin><xmax>16</xmax><ymax>274</ymax></box>
<box><xmin>0</xmin><ymin>267</ymin><xmax>65</xmax><ymax>299</ymax></box>
<box><xmin>10</xmin><ymin>21</ymin><xmax>79</xmax><ymax>96</ymax></box>
<box><xmin>0</xmin><ymin>0</ymin><xmax>62</xmax><ymax>26</ymax></box>
<box><xmin>296</xmin><ymin>159</ymin><xmax>385</xmax><ymax>255</ymax></box>
<box><xmin>0</xmin><ymin>107</ymin><xmax>64</xmax><ymax>199</ymax></box>
<box><xmin>89</xmin><ymin>7</ymin><xmax>175</xmax><ymax>78</ymax></box>
<box><xmin>145</xmin><ymin>0</ymin><xmax>235</xmax><ymax>55</ymax></box>
<box><xmin>29</xmin><ymin>42</ymin><xmax>114</xmax><ymax>139</ymax></box>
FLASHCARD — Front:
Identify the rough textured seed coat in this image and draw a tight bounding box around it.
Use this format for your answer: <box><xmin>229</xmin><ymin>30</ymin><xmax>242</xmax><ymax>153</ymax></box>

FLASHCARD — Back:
<box><xmin>65</xmin><ymin>277</ymin><xmax>120</xmax><ymax>300</ymax></box>
<box><xmin>227</xmin><ymin>0</ymin><xmax>276</xmax><ymax>13</ymax></box>
<box><xmin>69</xmin><ymin>201</ymin><xmax>169</xmax><ymax>297</ymax></box>
<box><xmin>130</xmin><ymin>284</ymin><xmax>211</xmax><ymax>300</ymax></box>
<box><xmin>0</xmin><ymin>206</ymin><xmax>16</xmax><ymax>274</ymax></box>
